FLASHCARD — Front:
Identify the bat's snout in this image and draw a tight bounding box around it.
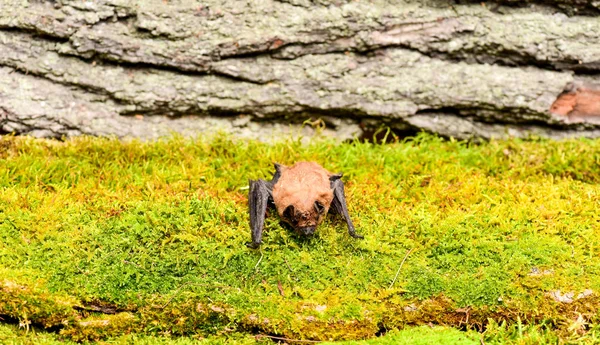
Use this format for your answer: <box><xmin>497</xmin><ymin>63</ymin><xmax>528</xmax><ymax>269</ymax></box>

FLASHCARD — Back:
<box><xmin>298</xmin><ymin>226</ymin><xmax>316</xmax><ymax>236</ymax></box>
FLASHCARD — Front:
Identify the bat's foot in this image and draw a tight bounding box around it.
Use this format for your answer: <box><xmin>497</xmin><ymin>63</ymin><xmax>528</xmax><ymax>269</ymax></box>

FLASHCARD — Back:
<box><xmin>350</xmin><ymin>232</ymin><xmax>364</xmax><ymax>239</ymax></box>
<box><xmin>245</xmin><ymin>241</ymin><xmax>261</xmax><ymax>249</ymax></box>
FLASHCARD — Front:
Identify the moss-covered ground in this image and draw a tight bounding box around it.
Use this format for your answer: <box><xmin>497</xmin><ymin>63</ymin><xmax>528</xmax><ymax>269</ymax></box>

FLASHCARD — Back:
<box><xmin>1</xmin><ymin>133</ymin><xmax>599</xmax><ymax>344</ymax></box>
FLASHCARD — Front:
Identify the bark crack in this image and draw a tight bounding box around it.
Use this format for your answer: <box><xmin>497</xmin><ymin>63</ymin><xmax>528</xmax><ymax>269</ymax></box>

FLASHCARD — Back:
<box><xmin>1</xmin><ymin>0</ymin><xmax>600</xmax><ymax>140</ymax></box>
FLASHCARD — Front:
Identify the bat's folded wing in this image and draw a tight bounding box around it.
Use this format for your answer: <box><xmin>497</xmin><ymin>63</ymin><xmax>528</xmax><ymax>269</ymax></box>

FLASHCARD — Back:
<box><xmin>247</xmin><ymin>179</ymin><xmax>273</xmax><ymax>248</ymax></box>
<box><xmin>330</xmin><ymin>177</ymin><xmax>363</xmax><ymax>239</ymax></box>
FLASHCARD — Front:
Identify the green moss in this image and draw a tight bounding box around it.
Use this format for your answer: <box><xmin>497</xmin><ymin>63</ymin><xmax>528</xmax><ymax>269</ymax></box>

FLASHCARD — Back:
<box><xmin>0</xmin><ymin>323</ymin><xmax>261</xmax><ymax>345</ymax></box>
<box><xmin>0</xmin><ymin>277</ymin><xmax>78</xmax><ymax>329</ymax></box>
<box><xmin>1</xmin><ymin>134</ymin><xmax>600</xmax><ymax>343</ymax></box>
<box><xmin>329</xmin><ymin>326</ymin><xmax>480</xmax><ymax>345</ymax></box>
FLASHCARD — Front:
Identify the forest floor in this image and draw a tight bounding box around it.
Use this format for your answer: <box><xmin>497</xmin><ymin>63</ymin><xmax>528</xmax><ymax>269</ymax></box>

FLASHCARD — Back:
<box><xmin>1</xmin><ymin>133</ymin><xmax>599</xmax><ymax>344</ymax></box>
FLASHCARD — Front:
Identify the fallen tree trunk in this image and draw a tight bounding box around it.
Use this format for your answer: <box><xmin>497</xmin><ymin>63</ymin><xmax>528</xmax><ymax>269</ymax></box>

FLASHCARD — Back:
<box><xmin>1</xmin><ymin>0</ymin><xmax>599</xmax><ymax>140</ymax></box>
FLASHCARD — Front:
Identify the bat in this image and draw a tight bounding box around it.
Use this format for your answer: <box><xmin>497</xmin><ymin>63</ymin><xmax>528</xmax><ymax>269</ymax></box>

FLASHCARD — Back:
<box><xmin>247</xmin><ymin>161</ymin><xmax>363</xmax><ymax>248</ymax></box>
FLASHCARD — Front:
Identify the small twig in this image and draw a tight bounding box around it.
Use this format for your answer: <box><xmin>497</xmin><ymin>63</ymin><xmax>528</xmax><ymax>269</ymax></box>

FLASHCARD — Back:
<box><xmin>284</xmin><ymin>257</ymin><xmax>299</xmax><ymax>281</ymax></box>
<box><xmin>389</xmin><ymin>248</ymin><xmax>414</xmax><ymax>289</ymax></box>
<box><xmin>284</xmin><ymin>258</ymin><xmax>294</xmax><ymax>273</ymax></box>
<box><xmin>254</xmin><ymin>252</ymin><xmax>264</xmax><ymax>272</ymax></box>
<box><xmin>255</xmin><ymin>334</ymin><xmax>321</xmax><ymax>343</ymax></box>
<box><xmin>73</xmin><ymin>301</ymin><xmax>123</xmax><ymax>314</ymax></box>
<box><xmin>157</xmin><ymin>282</ymin><xmax>199</xmax><ymax>309</ymax></box>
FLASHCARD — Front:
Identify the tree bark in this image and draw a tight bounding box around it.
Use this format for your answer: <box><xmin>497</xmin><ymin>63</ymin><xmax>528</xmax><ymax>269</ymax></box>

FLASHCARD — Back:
<box><xmin>1</xmin><ymin>0</ymin><xmax>600</xmax><ymax>140</ymax></box>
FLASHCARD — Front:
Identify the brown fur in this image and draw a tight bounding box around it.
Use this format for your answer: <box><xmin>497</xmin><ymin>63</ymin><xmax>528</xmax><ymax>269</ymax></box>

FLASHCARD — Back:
<box><xmin>272</xmin><ymin>161</ymin><xmax>334</xmax><ymax>229</ymax></box>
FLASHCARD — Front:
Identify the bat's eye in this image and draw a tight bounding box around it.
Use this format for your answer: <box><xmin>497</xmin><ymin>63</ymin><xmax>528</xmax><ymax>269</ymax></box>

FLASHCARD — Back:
<box><xmin>283</xmin><ymin>205</ymin><xmax>297</xmax><ymax>223</ymax></box>
<box><xmin>314</xmin><ymin>201</ymin><xmax>325</xmax><ymax>214</ymax></box>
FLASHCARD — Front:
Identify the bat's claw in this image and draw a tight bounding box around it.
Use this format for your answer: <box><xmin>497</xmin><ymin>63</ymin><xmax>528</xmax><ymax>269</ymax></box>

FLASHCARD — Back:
<box><xmin>350</xmin><ymin>233</ymin><xmax>364</xmax><ymax>239</ymax></box>
<box><xmin>245</xmin><ymin>241</ymin><xmax>261</xmax><ymax>249</ymax></box>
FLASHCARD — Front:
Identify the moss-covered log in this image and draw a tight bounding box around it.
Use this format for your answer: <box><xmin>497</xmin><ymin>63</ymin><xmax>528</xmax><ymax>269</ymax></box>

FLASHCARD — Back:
<box><xmin>2</xmin><ymin>135</ymin><xmax>600</xmax><ymax>343</ymax></box>
<box><xmin>1</xmin><ymin>0</ymin><xmax>600</xmax><ymax>140</ymax></box>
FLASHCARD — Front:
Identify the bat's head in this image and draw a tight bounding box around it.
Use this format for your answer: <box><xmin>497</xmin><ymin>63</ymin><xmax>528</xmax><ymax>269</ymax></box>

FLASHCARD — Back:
<box><xmin>272</xmin><ymin>162</ymin><xmax>339</xmax><ymax>237</ymax></box>
<box><xmin>281</xmin><ymin>200</ymin><xmax>329</xmax><ymax>236</ymax></box>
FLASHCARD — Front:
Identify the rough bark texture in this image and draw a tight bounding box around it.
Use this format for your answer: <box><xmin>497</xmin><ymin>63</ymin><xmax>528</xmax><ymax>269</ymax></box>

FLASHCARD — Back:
<box><xmin>1</xmin><ymin>0</ymin><xmax>600</xmax><ymax>141</ymax></box>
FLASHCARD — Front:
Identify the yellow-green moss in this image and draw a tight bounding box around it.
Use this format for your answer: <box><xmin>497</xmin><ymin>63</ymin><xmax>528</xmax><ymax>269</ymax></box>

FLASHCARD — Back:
<box><xmin>1</xmin><ymin>133</ymin><xmax>600</xmax><ymax>343</ymax></box>
<box><xmin>0</xmin><ymin>279</ymin><xmax>78</xmax><ymax>329</ymax></box>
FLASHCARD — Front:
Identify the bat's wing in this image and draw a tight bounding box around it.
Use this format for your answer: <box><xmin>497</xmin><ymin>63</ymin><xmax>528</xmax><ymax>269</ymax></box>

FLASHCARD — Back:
<box><xmin>330</xmin><ymin>175</ymin><xmax>363</xmax><ymax>239</ymax></box>
<box><xmin>247</xmin><ymin>178</ymin><xmax>273</xmax><ymax>248</ymax></box>
<box><xmin>246</xmin><ymin>164</ymin><xmax>285</xmax><ymax>248</ymax></box>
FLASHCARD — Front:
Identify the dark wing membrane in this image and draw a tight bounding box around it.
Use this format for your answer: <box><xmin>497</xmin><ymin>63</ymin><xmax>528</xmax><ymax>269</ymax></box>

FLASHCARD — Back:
<box><xmin>330</xmin><ymin>177</ymin><xmax>363</xmax><ymax>239</ymax></box>
<box><xmin>247</xmin><ymin>179</ymin><xmax>273</xmax><ymax>248</ymax></box>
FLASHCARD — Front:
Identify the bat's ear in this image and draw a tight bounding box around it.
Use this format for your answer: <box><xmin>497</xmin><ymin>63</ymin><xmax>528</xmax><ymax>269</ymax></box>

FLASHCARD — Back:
<box><xmin>329</xmin><ymin>173</ymin><xmax>343</xmax><ymax>181</ymax></box>
<box><xmin>274</xmin><ymin>163</ymin><xmax>287</xmax><ymax>173</ymax></box>
<box><xmin>272</xmin><ymin>163</ymin><xmax>286</xmax><ymax>184</ymax></box>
